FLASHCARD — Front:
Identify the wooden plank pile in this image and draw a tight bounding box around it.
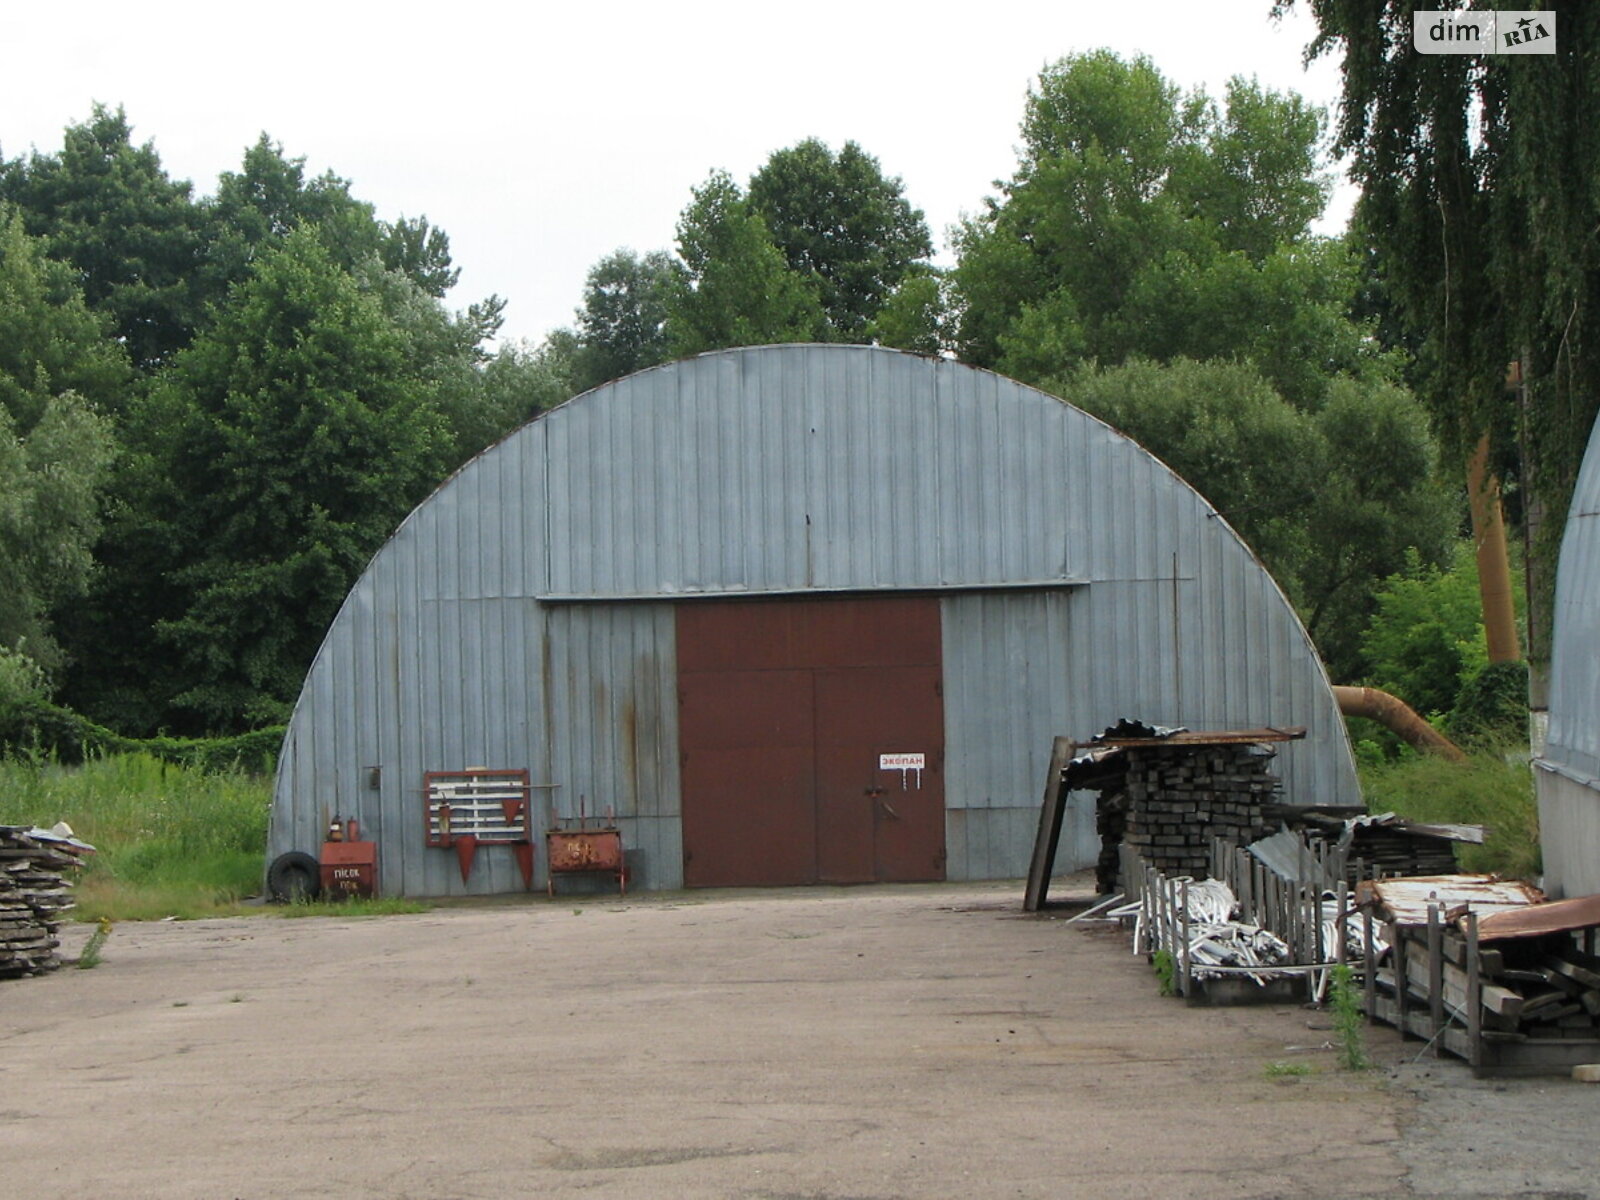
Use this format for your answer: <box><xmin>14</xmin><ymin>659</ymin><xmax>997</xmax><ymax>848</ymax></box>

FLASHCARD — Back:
<box><xmin>1</xmin><ymin>825</ymin><xmax>88</xmax><ymax>978</ymax></box>
<box><xmin>1358</xmin><ymin>882</ymin><xmax>1600</xmax><ymax>1076</ymax></box>
<box><xmin>1345</xmin><ymin>824</ymin><xmax>1461</xmax><ymax>878</ymax></box>
<box><xmin>1119</xmin><ymin>745</ymin><xmax>1279</xmax><ymax>882</ymax></box>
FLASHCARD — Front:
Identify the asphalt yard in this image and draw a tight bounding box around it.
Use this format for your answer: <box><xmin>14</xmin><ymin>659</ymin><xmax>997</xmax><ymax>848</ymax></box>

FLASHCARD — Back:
<box><xmin>3</xmin><ymin>879</ymin><xmax>1596</xmax><ymax>1199</ymax></box>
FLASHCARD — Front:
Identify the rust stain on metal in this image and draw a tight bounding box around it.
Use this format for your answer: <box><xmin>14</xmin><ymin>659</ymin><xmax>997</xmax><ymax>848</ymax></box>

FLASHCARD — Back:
<box><xmin>1358</xmin><ymin>874</ymin><xmax>1546</xmax><ymax>927</ymax></box>
<box><xmin>621</xmin><ymin>696</ymin><xmax>639</xmax><ymax>809</ymax></box>
<box><xmin>546</xmin><ymin>828</ymin><xmax>625</xmax><ymax>896</ymax></box>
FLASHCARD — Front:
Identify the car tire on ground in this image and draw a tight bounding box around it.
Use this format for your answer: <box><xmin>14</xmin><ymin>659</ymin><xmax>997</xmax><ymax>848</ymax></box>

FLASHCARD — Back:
<box><xmin>266</xmin><ymin>851</ymin><xmax>321</xmax><ymax>903</ymax></box>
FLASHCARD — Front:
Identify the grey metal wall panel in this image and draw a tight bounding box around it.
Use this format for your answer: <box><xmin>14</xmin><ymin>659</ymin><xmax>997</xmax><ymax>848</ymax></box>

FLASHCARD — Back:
<box><xmin>1546</xmin><ymin>414</ymin><xmax>1600</xmax><ymax>779</ymax></box>
<box><xmin>1537</xmin><ymin>414</ymin><xmax>1600</xmax><ymax>897</ymax></box>
<box><xmin>940</xmin><ymin>594</ymin><xmax>1079</xmax><ymax>877</ymax></box>
<box><xmin>541</xmin><ymin>603</ymin><xmax>682</xmax><ymax>891</ymax></box>
<box><xmin>1535</xmin><ymin>769</ymin><xmax>1600</xmax><ymax>898</ymax></box>
<box><xmin>271</xmin><ymin>344</ymin><xmax>1357</xmax><ymax>895</ymax></box>
<box><xmin>540</xmin><ymin>348</ymin><xmax>1109</xmax><ymax>598</ymax></box>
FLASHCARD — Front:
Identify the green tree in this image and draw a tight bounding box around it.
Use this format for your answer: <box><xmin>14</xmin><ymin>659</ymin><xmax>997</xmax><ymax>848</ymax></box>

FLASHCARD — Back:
<box><xmin>455</xmin><ymin>333</ymin><xmax>580</xmax><ymax>456</ymax></box>
<box><xmin>747</xmin><ymin>138</ymin><xmax>933</xmax><ymax>339</ymax></box>
<box><xmin>1360</xmin><ymin>543</ymin><xmax>1491</xmax><ymax>720</ymax></box>
<box><xmin>1</xmin><ymin>105</ymin><xmax>208</xmax><ymax>370</ymax></box>
<box><xmin>103</xmin><ymin>229</ymin><xmax>456</xmax><ymax>731</ymax></box>
<box><xmin>572</xmin><ymin>248</ymin><xmax>680</xmax><ymax>390</ymax></box>
<box><xmin>1056</xmin><ymin>358</ymin><xmax>1324</xmax><ymax>589</ymax></box>
<box><xmin>0</xmin><ymin>209</ymin><xmax>123</xmax><ymax>677</ymax></box>
<box><xmin>953</xmin><ymin>52</ymin><xmax>1381</xmax><ymax>408</ymax></box>
<box><xmin>1304</xmin><ymin>378</ymin><xmax>1458</xmax><ymax>674</ymax></box>
<box><xmin>0</xmin><ymin>208</ymin><xmax>130</xmax><ymax>420</ymax></box>
<box><xmin>870</xmin><ymin>268</ymin><xmax>952</xmax><ymax>356</ymax></box>
<box><xmin>206</xmin><ymin>135</ymin><xmax>461</xmax><ymax>304</ymax></box>
<box><xmin>1056</xmin><ymin>358</ymin><xmax>1453</xmax><ymax>680</ymax></box>
<box><xmin>1283</xmin><ymin>0</ymin><xmax>1600</xmax><ymax>654</ymax></box>
<box><xmin>380</xmin><ymin>215</ymin><xmax>459</xmax><ymax>298</ymax></box>
<box><xmin>347</xmin><ymin>256</ymin><xmax>509</xmax><ymax>466</ymax></box>
<box><xmin>668</xmin><ymin>170</ymin><xmax>825</xmax><ymax>356</ymax></box>
<box><xmin>1178</xmin><ymin>76</ymin><xmax>1328</xmax><ymax>263</ymax></box>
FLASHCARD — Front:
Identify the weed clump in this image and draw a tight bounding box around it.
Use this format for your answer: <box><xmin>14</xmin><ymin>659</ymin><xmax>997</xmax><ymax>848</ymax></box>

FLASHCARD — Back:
<box><xmin>76</xmin><ymin>916</ymin><xmax>112</xmax><ymax>968</ymax></box>
<box><xmin>1329</xmin><ymin>964</ymin><xmax>1370</xmax><ymax>1071</ymax></box>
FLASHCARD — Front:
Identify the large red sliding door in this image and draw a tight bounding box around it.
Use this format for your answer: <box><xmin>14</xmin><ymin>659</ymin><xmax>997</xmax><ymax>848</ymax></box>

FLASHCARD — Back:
<box><xmin>678</xmin><ymin>596</ymin><xmax>946</xmax><ymax>888</ymax></box>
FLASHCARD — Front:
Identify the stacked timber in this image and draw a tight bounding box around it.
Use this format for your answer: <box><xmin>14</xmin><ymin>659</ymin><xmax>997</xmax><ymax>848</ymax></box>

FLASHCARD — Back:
<box><xmin>1278</xmin><ymin>810</ymin><xmax>1470</xmax><ymax>878</ymax></box>
<box><xmin>1120</xmin><ymin>746</ymin><xmax>1279</xmax><ymax>882</ymax></box>
<box><xmin>1344</xmin><ymin>823</ymin><xmax>1461</xmax><ymax>878</ymax></box>
<box><xmin>0</xmin><ymin>825</ymin><xmax>88</xmax><ymax>978</ymax></box>
<box><xmin>1380</xmin><ymin>922</ymin><xmax>1600</xmax><ymax>1043</ymax></box>
<box><xmin>1358</xmin><ymin>880</ymin><xmax>1600</xmax><ymax>1075</ymax></box>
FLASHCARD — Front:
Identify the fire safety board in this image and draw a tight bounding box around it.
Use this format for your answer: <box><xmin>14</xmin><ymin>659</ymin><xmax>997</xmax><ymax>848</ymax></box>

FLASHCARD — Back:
<box><xmin>423</xmin><ymin>768</ymin><xmax>536</xmax><ymax>888</ymax></box>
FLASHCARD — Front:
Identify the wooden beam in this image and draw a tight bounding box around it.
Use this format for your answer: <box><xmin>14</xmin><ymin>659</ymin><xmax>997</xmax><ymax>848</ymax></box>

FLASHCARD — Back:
<box><xmin>1023</xmin><ymin>736</ymin><xmax>1076</xmax><ymax>912</ymax></box>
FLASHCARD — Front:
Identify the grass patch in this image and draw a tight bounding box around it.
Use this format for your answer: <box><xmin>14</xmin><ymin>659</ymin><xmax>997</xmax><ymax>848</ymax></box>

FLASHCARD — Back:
<box><xmin>1264</xmin><ymin>1061</ymin><xmax>1313</xmax><ymax>1078</ymax></box>
<box><xmin>0</xmin><ymin>752</ymin><xmax>457</xmax><ymax>923</ymax></box>
<box><xmin>1357</xmin><ymin>743</ymin><xmax>1539</xmax><ymax>879</ymax></box>
<box><xmin>0</xmin><ymin>753</ymin><xmax>270</xmax><ymax>920</ymax></box>
<box><xmin>1151</xmin><ymin>948</ymin><xmax>1177</xmax><ymax>996</ymax></box>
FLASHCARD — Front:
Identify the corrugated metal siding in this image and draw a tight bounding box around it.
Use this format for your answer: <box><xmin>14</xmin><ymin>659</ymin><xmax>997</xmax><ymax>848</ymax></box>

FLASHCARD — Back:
<box><xmin>1545</xmin><ymin>414</ymin><xmax>1600</xmax><ymax>781</ymax></box>
<box><xmin>1537</xmin><ymin>413</ymin><xmax>1600</xmax><ymax>898</ymax></box>
<box><xmin>270</xmin><ymin>344</ymin><xmax>1357</xmax><ymax>895</ymax></box>
<box><xmin>542</xmin><ymin>347</ymin><xmax>1088</xmax><ymax>595</ymax></box>
<box><xmin>1536</xmin><ymin>770</ymin><xmax>1600</xmax><ymax>898</ymax></box>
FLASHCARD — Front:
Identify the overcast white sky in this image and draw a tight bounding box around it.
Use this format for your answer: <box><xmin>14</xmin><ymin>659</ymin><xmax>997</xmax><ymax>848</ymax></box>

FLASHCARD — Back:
<box><xmin>2</xmin><ymin>0</ymin><xmax>1352</xmax><ymax>348</ymax></box>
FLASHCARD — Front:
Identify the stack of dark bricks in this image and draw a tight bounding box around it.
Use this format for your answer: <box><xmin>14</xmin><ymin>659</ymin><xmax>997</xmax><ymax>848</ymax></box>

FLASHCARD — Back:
<box><xmin>0</xmin><ymin>826</ymin><xmax>83</xmax><ymax>978</ymax></box>
<box><xmin>1112</xmin><ymin>745</ymin><xmax>1281</xmax><ymax>888</ymax></box>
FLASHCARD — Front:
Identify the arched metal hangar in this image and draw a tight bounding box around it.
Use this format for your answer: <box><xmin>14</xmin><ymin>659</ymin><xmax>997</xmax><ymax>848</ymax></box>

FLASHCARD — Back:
<box><xmin>1537</xmin><ymin>412</ymin><xmax>1600</xmax><ymax>899</ymax></box>
<box><xmin>267</xmin><ymin>344</ymin><xmax>1359</xmax><ymax>896</ymax></box>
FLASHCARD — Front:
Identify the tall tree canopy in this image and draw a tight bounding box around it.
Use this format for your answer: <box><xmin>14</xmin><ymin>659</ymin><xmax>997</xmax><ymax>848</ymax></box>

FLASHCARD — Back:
<box><xmin>668</xmin><ymin>170</ymin><xmax>825</xmax><ymax>357</ymax></box>
<box><xmin>952</xmin><ymin>51</ymin><xmax>1390</xmax><ymax>407</ymax></box>
<box><xmin>102</xmin><ymin>230</ymin><xmax>456</xmax><ymax>730</ymax></box>
<box><xmin>1</xmin><ymin>105</ymin><xmax>208</xmax><ymax>370</ymax></box>
<box><xmin>207</xmin><ymin>135</ymin><xmax>462</xmax><ymax>304</ymax></box>
<box><xmin>572</xmin><ymin>248</ymin><xmax>680</xmax><ymax>391</ymax></box>
<box><xmin>747</xmin><ymin>138</ymin><xmax>932</xmax><ymax>339</ymax></box>
<box><xmin>0</xmin><ymin>209</ymin><xmax>123</xmax><ymax>674</ymax></box>
<box><xmin>1282</xmin><ymin>0</ymin><xmax>1600</xmax><ymax>644</ymax></box>
<box><xmin>1057</xmin><ymin>358</ymin><xmax>1455</xmax><ymax>678</ymax></box>
<box><xmin>953</xmin><ymin>49</ymin><xmax>1460</xmax><ymax>682</ymax></box>
<box><xmin>0</xmin><ymin>109</ymin><xmax>566</xmax><ymax>733</ymax></box>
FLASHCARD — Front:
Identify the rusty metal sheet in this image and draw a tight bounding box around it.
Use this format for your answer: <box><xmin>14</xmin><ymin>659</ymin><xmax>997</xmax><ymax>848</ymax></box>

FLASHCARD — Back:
<box><xmin>815</xmin><ymin>664</ymin><xmax>946</xmax><ymax>884</ymax></box>
<box><xmin>1472</xmin><ymin>892</ymin><xmax>1600</xmax><ymax>941</ymax></box>
<box><xmin>679</xmin><ymin>666</ymin><xmax>817</xmax><ymax>887</ymax></box>
<box><xmin>677</xmin><ymin>595</ymin><xmax>945</xmax><ymax>887</ymax></box>
<box><xmin>1357</xmin><ymin>875</ymin><xmax>1547</xmax><ymax>926</ymax></box>
<box><xmin>676</xmin><ymin>595</ymin><xmax>941</xmax><ymax>673</ymax></box>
